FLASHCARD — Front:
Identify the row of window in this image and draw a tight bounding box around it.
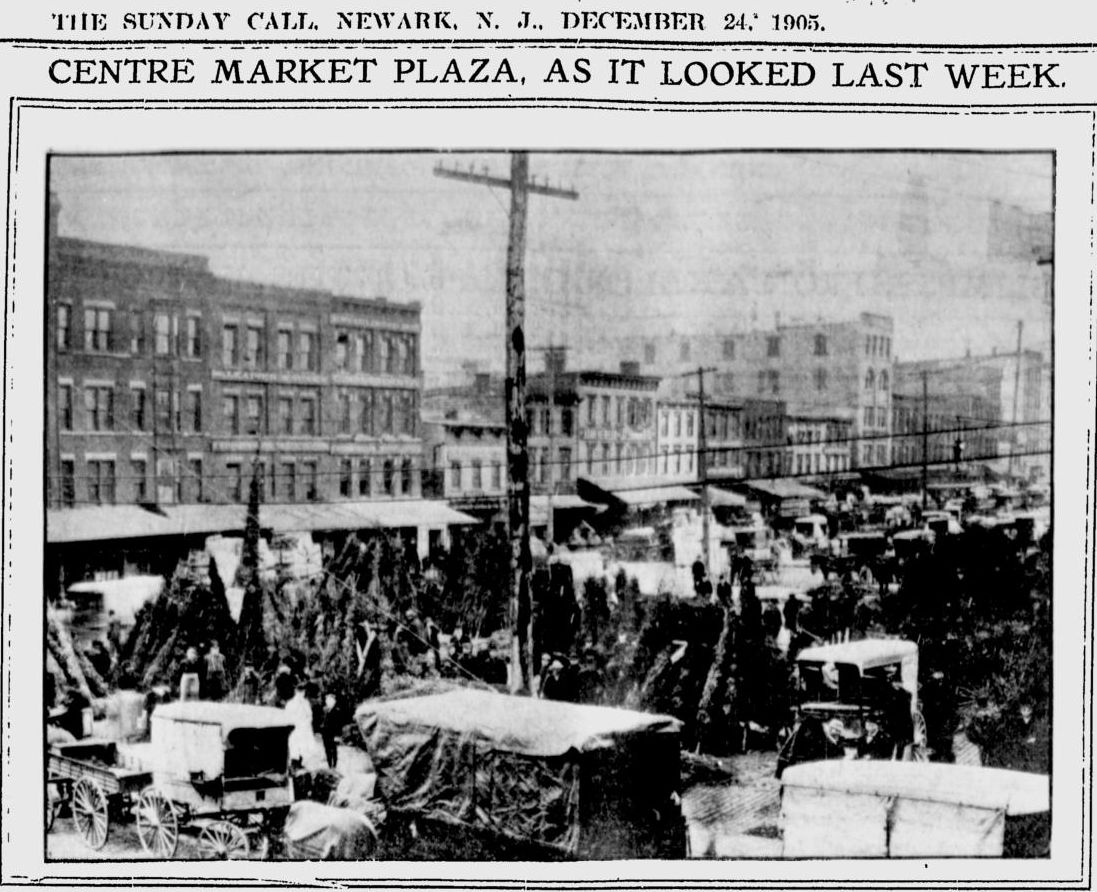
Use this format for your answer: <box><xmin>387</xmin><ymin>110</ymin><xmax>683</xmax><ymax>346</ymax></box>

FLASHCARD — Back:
<box><xmin>793</xmin><ymin>452</ymin><xmax>851</xmax><ymax>475</ymax></box>
<box><xmin>55</xmin><ymin>454</ymin><xmax>419</xmax><ymax>506</ymax></box>
<box><xmin>865</xmin><ymin>334</ymin><xmax>892</xmax><ymax>358</ymax></box>
<box><xmin>862</xmin><ymin>406</ymin><xmax>890</xmax><ymax>428</ymax></box>
<box><xmin>864</xmin><ymin>368</ymin><xmax>891</xmax><ymax>391</ymax></box>
<box><xmin>58</xmin><ymin>382</ymin><xmax>203</xmax><ymax>435</ymax></box>
<box><xmin>527</xmin><ymin>405</ymin><xmax>575</xmax><ymax>437</ymax></box>
<box><xmin>221</xmin><ymin>388</ymin><xmax>418</xmax><ymax>438</ymax></box>
<box><xmin>54</xmin><ymin>304</ymin><xmax>418</xmax><ymax>377</ymax></box>
<box><xmin>55</xmin><ymin>457</ymin><xmax>205</xmax><ymax>507</ymax></box>
<box><xmin>448</xmin><ymin>459</ymin><xmax>505</xmax><ymax>494</ymax></box>
<box><xmin>659</xmin><ymin>409</ymin><xmax>695</xmax><ymax>439</ymax></box>
<box><xmin>582</xmin><ymin>394</ymin><xmax>654</xmax><ymax>431</ymax></box>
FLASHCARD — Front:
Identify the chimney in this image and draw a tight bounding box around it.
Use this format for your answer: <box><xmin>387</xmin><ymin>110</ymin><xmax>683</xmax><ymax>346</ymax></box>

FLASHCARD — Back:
<box><xmin>544</xmin><ymin>346</ymin><xmax>567</xmax><ymax>377</ymax></box>
<box><xmin>620</xmin><ymin>360</ymin><xmax>640</xmax><ymax>376</ymax></box>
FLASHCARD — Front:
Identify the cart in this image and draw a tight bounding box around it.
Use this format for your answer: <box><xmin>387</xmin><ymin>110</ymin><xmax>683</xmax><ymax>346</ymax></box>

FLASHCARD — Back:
<box><xmin>47</xmin><ymin>740</ymin><xmax>153</xmax><ymax>849</ymax></box>
<box><xmin>142</xmin><ymin>701</ymin><xmax>296</xmax><ymax>859</ymax></box>
<box><xmin>355</xmin><ymin>689</ymin><xmax>687</xmax><ymax>860</ymax></box>
<box><xmin>777</xmin><ymin>638</ymin><xmax>928</xmax><ymax>776</ymax></box>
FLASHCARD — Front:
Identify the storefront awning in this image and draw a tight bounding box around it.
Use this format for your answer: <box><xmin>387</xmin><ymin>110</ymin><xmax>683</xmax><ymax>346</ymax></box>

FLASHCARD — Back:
<box><xmin>47</xmin><ymin>500</ymin><xmax>478</xmax><ymax>544</ymax></box>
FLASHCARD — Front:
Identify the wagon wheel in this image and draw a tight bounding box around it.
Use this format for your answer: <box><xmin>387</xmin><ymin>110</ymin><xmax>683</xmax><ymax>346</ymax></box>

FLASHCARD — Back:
<box><xmin>135</xmin><ymin>788</ymin><xmax>179</xmax><ymax>858</ymax></box>
<box><xmin>198</xmin><ymin>821</ymin><xmax>250</xmax><ymax>860</ymax></box>
<box><xmin>71</xmin><ymin>778</ymin><xmax>110</xmax><ymax>850</ymax></box>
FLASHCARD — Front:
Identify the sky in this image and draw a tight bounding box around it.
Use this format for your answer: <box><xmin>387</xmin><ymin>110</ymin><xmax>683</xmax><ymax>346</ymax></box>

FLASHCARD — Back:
<box><xmin>50</xmin><ymin>152</ymin><xmax>1053</xmax><ymax>382</ymax></box>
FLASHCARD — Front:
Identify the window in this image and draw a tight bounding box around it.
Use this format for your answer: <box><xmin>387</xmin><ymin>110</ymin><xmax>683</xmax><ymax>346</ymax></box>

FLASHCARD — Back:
<box><xmin>58</xmin><ymin>459</ymin><xmax>76</xmax><ymax>507</ymax></box>
<box><xmin>766</xmin><ymin>336</ymin><xmax>780</xmax><ymax>357</ymax></box>
<box><xmin>84</xmin><ymin>385</ymin><xmax>113</xmax><ymax>431</ymax></box>
<box><xmin>303</xmin><ymin>461</ymin><xmax>319</xmax><ymax>500</ymax></box>
<box><xmin>335</xmin><ymin>332</ymin><xmax>350</xmax><ymax>370</ymax></box>
<box><xmin>359</xmin><ymin>392</ymin><xmax>373</xmax><ymax>435</ymax></box>
<box><xmin>188</xmin><ymin>459</ymin><xmax>203</xmax><ymax>502</ymax></box>
<box><xmin>561</xmin><ymin>407</ymin><xmax>574</xmax><ymax>437</ymax></box>
<box><xmin>471</xmin><ymin>460</ymin><xmax>483</xmax><ymax>491</ymax></box>
<box><xmin>396</xmin><ymin>337</ymin><xmax>410</xmax><ymax>375</ymax></box>
<box><xmin>879</xmin><ymin>370</ymin><xmax>889</xmax><ymax>390</ymax></box>
<box><xmin>59</xmin><ymin>384</ymin><xmax>73</xmax><ymax>430</ymax></box>
<box><xmin>57</xmin><ymin>304</ymin><xmax>72</xmax><ymax>351</ymax></box>
<box><xmin>863</xmin><ymin>406</ymin><xmax>873</xmax><ymax>427</ymax></box>
<box><xmin>281</xmin><ymin>463</ymin><xmax>296</xmax><ymax>502</ymax></box>
<box><xmin>627</xmin><ymin>398</ymin><xmax>637</xmax><ymax>428</ymax></box>
<box><xmin>357</xmin><ymin>331</ymin><xmax>374</xmax><ymax>372</ymax></box>
<box><xmin>674</xmin><ymin>411</ymin><xmax>682</xmax><ymax>437</ymax></box>
<box><xmin>187</xmin><ymin>391</ymin><xmax>202</xmax><ymax>432</ymax></box>
<box><xmin>277</xmin><ymin>329</ymin><xmax>293</xmax><ymax>369</ymax></box>
<box><xmin>600</xmin><ymin>443</ymin><xmax>610</xmax><ymax>475</ymax></box>
<box><xmin>814</xmin><ymin>334</ymin><xmax>828</xmax><ymax>356</ymax></box>
<box><xmin>87</xmin><ymin>460</ymin><xmax>116</xmax><ymax>505</ymax></box>
<box><xmin>491</xmin><ymin>461</ymin><xmax>502</xmax><ymax>490</ymax></box>
<box><xmin>358</xmin><ymin>459</ymin><xmax>371</xmax><ymax>496</ymax></box>
<box><xmin>814</xmin><ymin>367</ymin><xmax>828</xmax><ymax>391</ymax></box>
<box><xmin>559</xmin><ymin>447</ymin><xmax>572</xmax><ymax>481</ymax></box>
<box><xmin>615</xmin><ymin>443</ymin><xmax>624</xmax><ymax>472</ymax></box>
<box><xmin>153</xmin><ymin>313</ymin><xmax>171</xmax><ymax>355</ymax></box>
<box><xmin>865</xmin><ymin>335</ymin><xmax>872</xmax><ymax>357</ymax></box>
<box><xmin>600</xmin><ymin>395</ymin><xmax>610</xmax><ymax>425</ymax></box>
<box><xmin>300</xmin><ymin>396</ymin><xmax>317</xmax><ymax>436</ymax></box>
<box><xmin>225</xmin><ymin>462</ymin><xmax>243</xmax><ymax>502</ymax></box>
<box><xmin>269</xmin><ymin>396</ymin><xmax>289</xmax><ymax>435</ymax></box>
<box><xmin>449</xmin><ymin>460</ymin><xmax>462</xmax><ymax>491</ymax></box>
<box><xmin>865</xmin><ymin>368</ymin><xmax>876</xmax><ymax>390</ymax></box>
<box><xmin>222</xmin><ymin>325</ymin><xmax>239</xmax><ymax>367</ymax></box>
<box><xmin>184</xmin><ymin>316</ymin><xmax>201</xmax><ymax>358</ymax></box>
<box><xmin>223</xmin><ymin>395</ymin><xmax>240</xmax><ymax>435</ymax></box>
<box><xmin>297</xmin><ymin>332</ymin><xmax>317</xmax><ymax>372</ymax></box>
<box><xmin>339</xmin><ymin>459</ymin><xmax>353</xmax><ymax>497</ymax></box>
<box><xmin>339</xmin><ymin>392</ymin><xmax>351</xmax><ymax>434</ymax></box>
<box><xmin>679</xmin><ymin>340</ymin><xmax>691</xmax><ymax>361</ymax></box>
<box><xmin>686</xmin><ymin>411</ymin><xmax>694</xmax><ymax>436</ymax></box>
<box><xmin>129</xmin><ymin>311</ymin><xmax>145</xmax><ymax>354</ymax></box>
<box><xmin>768</xmin><ymin>370</ymin><xmax>780</xmax><ymax>395</ymax></box>
<box><xmin>245</xmin><ymin>395</ymin><xmax>263</xmax><ymax>435</ymax></box>
<box><xmin>723</xmin><ymin>338</ymin><xmax>736</xmax><ymax>360</ymax></box>
<box><xmin>402</xmin><ymin>393</ymin><xmax>417</xmax><ymax>436</ymax></box>
<box><xmin>84</xmin><ymin>307</ymin><xmax>112</xmax><ymax>352</ymax></box>
<box><xmin>382</xmin><ymin>459</ymin><xmax>395</xmax><ymax>495</ymax></box>
<box><xmin>131</xmin><ymin>459</ymin><xmax>147</xmax><ymax>503</ymax></box>
<box><xmin>757</xmin><ymin>370</ymin><xmax>766</xmax><ymax>394</ymax></box>
<box><xmin>149</xmin><ymin>387</ymin><xmax>169</xmax><ymax>431</ymax></box>
<box><xmin>401</xmin><ymin>458</ymin><xmax>414</xmax><ymax>495</ymax></box>
<box><xmin>379</xmin><ymin>393</ymin><xmax>394</xmax><ymax>435</ymax></box>
<box><xmin>245</xmin><ymin>325</ymin><xmax>264</xmax><ymax>369</ymax></box>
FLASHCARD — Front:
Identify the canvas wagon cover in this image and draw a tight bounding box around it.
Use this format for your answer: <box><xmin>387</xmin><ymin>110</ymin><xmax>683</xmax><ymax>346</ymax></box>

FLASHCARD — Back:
<box><xmin>355</xmin><ymin>690</ymin><xmax>680</xmax><ymax>855</ymax></box>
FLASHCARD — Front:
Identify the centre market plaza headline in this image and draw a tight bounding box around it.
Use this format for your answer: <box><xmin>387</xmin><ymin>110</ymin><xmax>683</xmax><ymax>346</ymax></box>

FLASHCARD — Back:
<box><xmin>47</xmin><ymin>54</ymin><xmax>1064</xmax><ymax>90</ymax></box>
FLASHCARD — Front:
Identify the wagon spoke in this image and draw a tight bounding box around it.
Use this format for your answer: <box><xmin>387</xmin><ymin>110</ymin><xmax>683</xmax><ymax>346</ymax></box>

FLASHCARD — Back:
<box><xmin>71</xmin><ymin>778</ymin><xmax>110</xmax><ymax>850</ymax></box>
<box><xmin>136</xmin><ymin>788</ymin><xmax>178</xmax><ymax>858</ymax></box>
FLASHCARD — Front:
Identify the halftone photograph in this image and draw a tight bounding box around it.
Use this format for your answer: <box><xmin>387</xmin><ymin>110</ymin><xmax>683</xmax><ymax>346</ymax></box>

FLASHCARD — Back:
<box><xmin>44</xmin><ymin>150</ymin><xmax>1051</xmax><ymax>861</ymax></box>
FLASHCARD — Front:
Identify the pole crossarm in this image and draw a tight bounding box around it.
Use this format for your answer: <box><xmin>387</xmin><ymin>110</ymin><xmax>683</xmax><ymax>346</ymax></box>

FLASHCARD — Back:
<box><xmin>433</xmin><ymin>163</ymin><xmax>579</xmax><ymax>200</ymax></box>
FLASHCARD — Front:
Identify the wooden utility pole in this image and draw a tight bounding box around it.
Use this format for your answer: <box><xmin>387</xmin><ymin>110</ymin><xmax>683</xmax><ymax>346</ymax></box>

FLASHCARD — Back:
<box><xmin>921</xmin><ymin>370</ymin><xmax>929</xmax><ymax>512</ymax></box>
<box><xmin>434</xmin><ymin>155</ymin><xmax>578</xmax><ymax>693</ymax></box>
<box><xmin>680</xmin><ymin>366</ymin><xmax>717</xmax><ymax>577</ymax></box>
<box><xmin>1009</xmin><ymin>319</ymin><xmax>1024</xmax><ymax>479</ymax></box>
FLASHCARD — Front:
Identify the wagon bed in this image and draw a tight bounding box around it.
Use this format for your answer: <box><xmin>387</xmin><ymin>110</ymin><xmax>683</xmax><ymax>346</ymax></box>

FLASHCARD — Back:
<box><xmin>49</xmin><ymin>742</ymin><xmax>151</xmax><ymax>796</ymax></box>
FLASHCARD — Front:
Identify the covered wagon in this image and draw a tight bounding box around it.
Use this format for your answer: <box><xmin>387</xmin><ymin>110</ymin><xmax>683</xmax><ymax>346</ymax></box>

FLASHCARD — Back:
<box><xmin>354</xmin><ymin>689</ymin><xmax>686</xmax><ymax>859</ymax></box>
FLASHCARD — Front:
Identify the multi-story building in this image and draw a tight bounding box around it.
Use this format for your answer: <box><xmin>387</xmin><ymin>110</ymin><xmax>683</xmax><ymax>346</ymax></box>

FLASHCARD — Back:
<box><xmin>654</xmin><ymin>399</ymin><xmax>698</xmax><ymax>480</ymax></box>
<box><xmin>46</xmin><ymin>193</ymin><xmax>424</xmax><ymax>513</ymax></box>
<box><xmin>895</xmin><ymin>349</ymin><xmax>1047</xmax><ymax>481</ymax></box>
<box><xmin>628</xmin><ymin>312</ymin><xmax>894</xmax><ymax>470</ymax></box>
<box><xmin>422</xmin><ymin>415</ymin><xmax>507</xmax><ymax>514</ymax></box>
<box><xmin>526</xmin><ymin>361</ymin><xmax>660</xmax><ymax>494</ymax></box>
<box><xmin>891</xmin><ymin>392</ymin><xmax>1000</xmax><ymax>471</ymax></box>
<box><xmin>741</xmin><ymin>398</ymin><xmax>790</xmax><ymax>479</ymax></box>
<box><xmin>787</xmin><ymin>413</ymin><xmax>854</xmax><ymax>478</ymax></box>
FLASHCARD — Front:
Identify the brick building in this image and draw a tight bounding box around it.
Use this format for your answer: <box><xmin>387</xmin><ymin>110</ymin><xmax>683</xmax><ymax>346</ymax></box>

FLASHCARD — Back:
<box><xmin>46</xmin><ymin>193</ymin><xmax>424</xmax><ymax>512</ymax></box>
<box><xmin>787</xmin><ymin>413</ymin><xmax>854</xmax><ymax>478</ymax></box>
<box><xmin>628</xmin><ymin>312</ymin><xmax>894</xmax><ymax>470</ymax></box>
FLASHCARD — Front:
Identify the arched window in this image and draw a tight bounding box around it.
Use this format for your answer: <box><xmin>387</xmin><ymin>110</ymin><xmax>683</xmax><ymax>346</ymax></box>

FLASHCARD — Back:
<box><xmin>879</xmin><ymin>369</ymin><xmax>890</xmax><ymax>390</ymax></box>
<box><xmin>865</xmin><ymin>368</ymin><xmax>876</xmax><ymax>390</ymax></box>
